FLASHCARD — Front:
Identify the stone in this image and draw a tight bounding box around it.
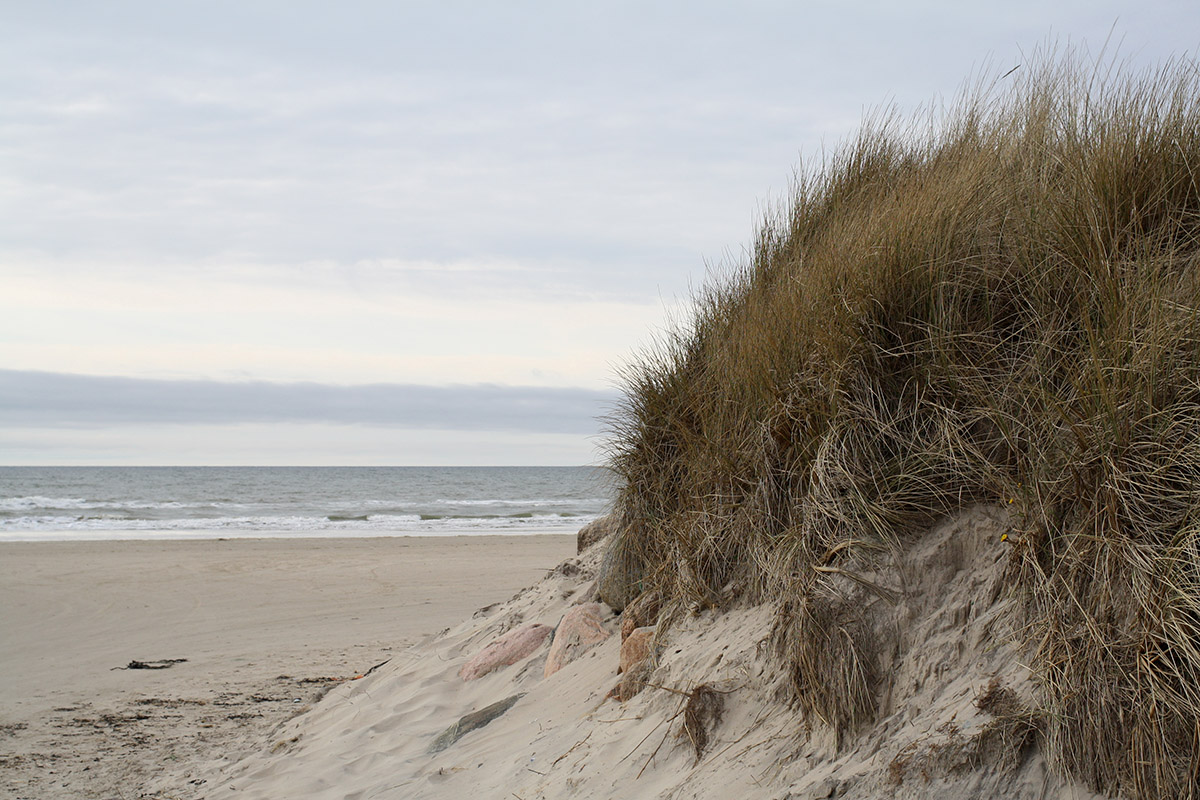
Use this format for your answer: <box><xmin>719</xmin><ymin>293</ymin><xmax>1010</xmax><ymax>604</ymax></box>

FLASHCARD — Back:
<box><xmin>576</xmin><ymin>514</ymin><xmax>615</xmax><ymax>553</ymax></box>
<box><xmin>620</xmin><ymin>589</ymin><xmax>662</xmax><ymax>640</ymax></box>
<box><xmin>616</xmin><ymin>659</ymin><xmax>654</xmax><ymax>702</ymax></box>
<box><xmin>459</xmin><ymin>623</ymin><xmax>553</xmax><ymax>681</ymax></box>
<box><xmin>544</xmin><ymin>602</ymin><xmax>611</xmax><ymax>678</ymax></box>
<box><xmin>783</xmin><ymin>777</ymin><xmax>839</xmax><ymax>800</ymax></box>
<box><xmin>596</xmin><ymin>529</ymin><xmax>647</xmax><ymax>612</ymax></box>
<box><xmin>572</xmin><ymin>580</ymin><xmax>600</xmax><ymax>605</ymax></box>
<box><xmin>427</xmin><ymin>693</ymin><xmax>524</xmax><ymax>754</ymax></box>
<box><xmin>618</xmin><ymin>625</ymin><xmax>656</xmax><ymax>675</ymax></box>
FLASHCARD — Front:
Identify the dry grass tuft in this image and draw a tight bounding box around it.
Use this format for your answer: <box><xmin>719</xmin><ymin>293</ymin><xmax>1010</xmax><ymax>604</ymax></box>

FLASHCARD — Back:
<box><xmin>679</xmin><ymin>683</ymin><xmax>725</xmax><ymax>762</ymax></box>
<box><xmin>605</xmin><ymin>44</ymin><xmax>1200</xmax><ymax>799</ymax></box>
<box><xmin>975</xmin><ymin>677</ymin><xmax>1024</xmax><ymax>718</ymax></box>
<box><xmin>888</xmin><ymin>681</ymin><xmax>1042</xmax><ymax>787</ymax></box>
<box><xmin>972</xmin><ymin>679</ymin><xmax>1043</xmax><ymax>771</ymax></box>
<box><xmin>773</xmin><ymin>584</ymin><xmax>885</xmax><ymax>745</ymax></box>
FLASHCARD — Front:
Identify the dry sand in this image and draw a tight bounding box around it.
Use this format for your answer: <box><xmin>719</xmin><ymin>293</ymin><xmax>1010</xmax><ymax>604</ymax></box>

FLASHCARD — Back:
<box><xmin>0</xmin><ymin>534</ymin><xmax>574</xmax><ymax>798</ymax></box>
<box><xmin>173</xmin><ymin>509</ymin><xmax>1115</xmax><ymax>800</ymax></box>
<box><xmin>2</xmin><ymin>516</ymin><xmax>1119</xmax><ymax>799</ymax></box>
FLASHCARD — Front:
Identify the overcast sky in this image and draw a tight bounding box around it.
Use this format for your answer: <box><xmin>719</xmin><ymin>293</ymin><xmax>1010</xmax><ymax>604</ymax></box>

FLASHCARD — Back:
<box><xmin>2</xmin><ymin>1</ymin><xmax>1197</xmax><ymax>465</ymax></box>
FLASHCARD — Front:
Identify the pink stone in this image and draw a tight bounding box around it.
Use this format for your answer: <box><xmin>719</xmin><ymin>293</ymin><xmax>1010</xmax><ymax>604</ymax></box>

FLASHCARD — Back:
<box><xmin>544</xmin><ymin>603</ymin><xmax>611</xmax><ymax>678</ymax></box>
<box><xmin>459</xmin><ymin>623</ymin><xmax>553</xmax><ymax>681</ymax></box>
<box><xmin>620</xmin><ymin>590</ymin><xmax>661</xmax><ymax>641</ymax></box>
<box><xmin>619</xmin><ymin>625</ymin><xmax>656</xmax><ymax>675</ymax></box>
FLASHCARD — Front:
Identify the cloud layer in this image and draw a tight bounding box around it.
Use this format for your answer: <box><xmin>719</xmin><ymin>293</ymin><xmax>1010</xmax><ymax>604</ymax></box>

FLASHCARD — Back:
<box><xmin>0</xmin><ymin>370</ymin><xmax>616</xmax><ymax>434</ymax></box>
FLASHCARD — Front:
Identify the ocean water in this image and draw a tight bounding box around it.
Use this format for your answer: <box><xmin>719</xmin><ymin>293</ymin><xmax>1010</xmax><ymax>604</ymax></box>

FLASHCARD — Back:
<box><xmin>0</xmin><ymin>466</ymin><xmax>614</xmax><ymax>541</ymax></box>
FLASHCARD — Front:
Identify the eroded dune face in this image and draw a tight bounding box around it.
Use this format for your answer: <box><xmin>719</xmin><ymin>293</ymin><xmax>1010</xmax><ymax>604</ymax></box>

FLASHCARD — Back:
<box><xmin>161</xmin><ymin>506</ymin><xmax>1112</xmax><ymax>800</ymax></box>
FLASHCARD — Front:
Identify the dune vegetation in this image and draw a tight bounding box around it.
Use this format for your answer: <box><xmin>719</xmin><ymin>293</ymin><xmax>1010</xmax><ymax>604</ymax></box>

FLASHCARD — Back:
<box><xmin>605</xmin><ymin>49</ymin><xmax>1200</xmax><ymax>799</ymax></box>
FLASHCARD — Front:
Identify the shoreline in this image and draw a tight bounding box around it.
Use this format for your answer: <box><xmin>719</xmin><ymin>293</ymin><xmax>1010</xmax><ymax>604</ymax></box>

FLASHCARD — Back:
<box><xmin>0</xmin><ymin>534</ymin><xmax>575</xmax><ymax>797</ymax></box>
<box><xmin>0</xmin><ymin>527</ymin><xmax>588</xmax><ymax>543</ymax></box>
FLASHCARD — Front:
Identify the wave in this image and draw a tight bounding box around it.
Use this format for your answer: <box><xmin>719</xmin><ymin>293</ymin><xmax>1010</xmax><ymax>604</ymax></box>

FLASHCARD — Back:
<box><xmin>0</xmin><ymin>496</ymin><xmax>252</xmax><ymax>513</ymax></box>
<box><xmin>1</xmin><ymin>496</ymin><xmax>607</xmax><ymax>514</ymax></box>
<box><xmin>0</xmin><ymin>466</ymin><xmax>611</xmax><ymax>542</ymax></box>
<box><xmin>0</xmin><ymin>511</ymin><xmax>600</xmax><ymax>539</ymax></box>
<box><xmin>358</xmin><ymin>497</ymin><xmax>609</xmax><ymax>508</ymax></box>
<box><xmin>414</xmin><ymin>511</ymin><xmax>579</xmax><ymax>521</ymax></box>
<box><xmin>0</xmin><ymin>496</ymin><xmax>91</xmax><ymax>511</ymax></box>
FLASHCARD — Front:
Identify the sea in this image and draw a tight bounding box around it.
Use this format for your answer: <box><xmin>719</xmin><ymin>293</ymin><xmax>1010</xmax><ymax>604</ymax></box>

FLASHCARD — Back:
<box><xmin>0</xmin><ymin>466</ymin><xmax>614</xmax><ymax>542</ymax></box>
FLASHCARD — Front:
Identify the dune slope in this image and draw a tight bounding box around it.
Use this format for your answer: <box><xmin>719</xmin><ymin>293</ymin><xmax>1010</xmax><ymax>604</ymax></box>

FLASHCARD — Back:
<box><xmin>157</xmin><ymin>508</ymin><xmax>1110</xmax><ymax>800</ymax></box>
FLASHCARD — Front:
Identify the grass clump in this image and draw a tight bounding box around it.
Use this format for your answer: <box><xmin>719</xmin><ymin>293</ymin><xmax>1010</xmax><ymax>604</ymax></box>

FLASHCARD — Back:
<box><xmin>605</xmin><ymin>46</ymin><xmax>1200</xmax><ymax>799</ymax></box>
<box><xmin>679</xmin><ymin>683</ymin><xmax>725</xmax><ymax>763</ymax></box>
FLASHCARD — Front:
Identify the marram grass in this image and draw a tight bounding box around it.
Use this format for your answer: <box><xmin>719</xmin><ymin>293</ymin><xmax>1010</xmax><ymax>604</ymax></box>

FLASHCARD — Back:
<box><xmin>605</xmin><ymin>49</ymin><xmax>1200</xmax><ymax>799</ymax></box>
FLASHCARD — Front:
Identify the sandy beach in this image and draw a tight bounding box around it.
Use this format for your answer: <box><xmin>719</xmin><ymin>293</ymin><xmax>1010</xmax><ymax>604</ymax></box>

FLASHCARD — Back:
<box><xmin>1</xmin><ymin>519</ymin><xmax>1112</xmax><ymax>799</ymax></box>
<box><xmin>0</xmin><ymin>534</ymin><xmax>574</xmax><ymax>798</ymax></box>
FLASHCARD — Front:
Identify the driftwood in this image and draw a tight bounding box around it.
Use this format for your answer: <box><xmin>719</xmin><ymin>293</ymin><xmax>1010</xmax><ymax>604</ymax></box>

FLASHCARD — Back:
<box><xmin>114</xmin><ymin>659</ymin><xmax>188</xmax><ymax>671</ymax></box>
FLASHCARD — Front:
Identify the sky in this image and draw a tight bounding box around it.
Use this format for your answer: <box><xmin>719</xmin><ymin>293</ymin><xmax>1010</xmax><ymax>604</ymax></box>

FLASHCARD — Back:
<box><xmin>2</xmin><ymin>1</ymin><xmax>1197</xmax><ymax>465</ymax></box>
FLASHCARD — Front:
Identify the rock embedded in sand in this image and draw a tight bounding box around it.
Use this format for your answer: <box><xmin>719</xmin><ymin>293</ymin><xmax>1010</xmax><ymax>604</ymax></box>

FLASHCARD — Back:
<box><xmin>596</xmin><ymin>530</ymin><xmax>646</xmax><ymax>612</ymax></box>
<box><xmin>615</xmin><ymin>659</ymin><xmax>654</xmax><ymax>702</ymax></box>
<box><xmin>576</xmin><ymin>514</ymin><xmax>616</xmax><ymax>553</ymax></box>
<box><xmin>427</xmin><ymin>693</ymin><xmax>525</xmax><ymax>754</ymax></box>
<box><xmin>615</xmin><ymin>625</ymin><xmax>656</xmax><ymax>701</ymax></box>
<box><xmin>620</xmin><ymin>589</ymin><xmax>661</xmax><ymax>640</ymax></box>
<box><xmin>458</xmin><ymin>623</ymin><xmax>552</xmax><ymax>681</ymax></box>
<box><xmin>618</xmin><ymin>625</ymin><xmax>655</xmax><ymax>675</ymax></box>
<box><xmin>544</xmin><ymin>602</ymin><xmax>611</xmax><ymax>677</ymax></box>
<box><xmin>783</xmin><ymin>777</ymin><xmax>839</xmax><ymax>800</ymax></box>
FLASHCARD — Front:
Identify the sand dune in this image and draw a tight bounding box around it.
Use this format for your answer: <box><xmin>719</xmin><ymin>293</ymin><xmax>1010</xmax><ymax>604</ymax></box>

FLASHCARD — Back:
<box><xmin>118</xmin><ymin>509</ymin><xmax>1116</xmax><ymax>799</ymax></box>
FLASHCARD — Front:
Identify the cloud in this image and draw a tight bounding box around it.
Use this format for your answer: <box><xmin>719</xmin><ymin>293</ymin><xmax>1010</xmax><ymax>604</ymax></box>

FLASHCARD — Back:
<box><xmin>0</xmin><ymin>370</ymin><xmax>618</xmax><ymax>434</ymax></box>
<box><xmin>0</xmin><ymin>424</ymin><xmax>600</xmax><ymax>466</ymax></box>
<box><xmin>0</xmin><ymin>257</ymin><xmax>680</xmax><ymax>388</ymax></box>
<box><xmin>0</xmin><ymin>2</ymin><xmax>839</xmax><ymax>303</ymax></box>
